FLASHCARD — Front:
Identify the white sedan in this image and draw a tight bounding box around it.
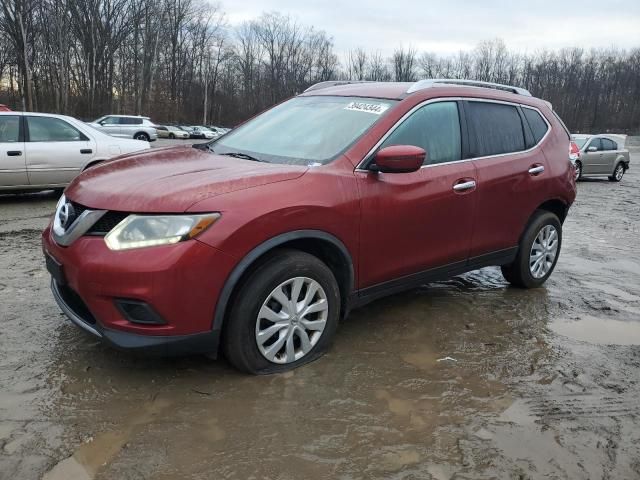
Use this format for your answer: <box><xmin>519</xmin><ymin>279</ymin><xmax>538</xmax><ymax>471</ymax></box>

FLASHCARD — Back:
<box><xmin>0</xmin><ymin>111</ymin><xmax>150</xmax><ymax>193</ymax></box>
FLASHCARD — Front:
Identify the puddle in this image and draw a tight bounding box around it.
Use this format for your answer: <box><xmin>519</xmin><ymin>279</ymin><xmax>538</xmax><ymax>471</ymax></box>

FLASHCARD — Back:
<box><xmin>551</xmin><ymin>315</ymin><xmax>640</xmax><ymax>345</ymax></box>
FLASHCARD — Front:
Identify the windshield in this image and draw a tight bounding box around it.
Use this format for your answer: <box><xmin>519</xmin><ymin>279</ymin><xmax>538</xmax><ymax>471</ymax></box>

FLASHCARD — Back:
<box><xmin>208</xmin><ymin>96</ymin><xmax>396</xmax><ymax>165</ymax></box>
<box><xmin>572</xmin><ymin>137</ymin><xmax>589</xmax><ymax>148</ymax></box>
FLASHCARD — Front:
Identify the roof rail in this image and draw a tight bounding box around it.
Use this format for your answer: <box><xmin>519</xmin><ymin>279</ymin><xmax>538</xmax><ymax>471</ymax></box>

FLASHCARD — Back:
<box><xmin>303</xmin><ymin>80</ymin><xmax>372</xmax><ymax>93</ymax></box>
<box><xmin>407</xmin><ymin>79</ymin><xmax>531</xmax><ymax>96</ymax></box>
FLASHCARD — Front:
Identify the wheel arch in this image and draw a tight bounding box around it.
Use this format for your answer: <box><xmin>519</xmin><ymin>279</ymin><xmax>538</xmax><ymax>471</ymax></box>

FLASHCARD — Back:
<box><xmin>82</xmin><ymin>158</ymin><xmax>108</xmax><ymax>171</ymax></box>
<box><xmin>212</xmin><ymin>230</ymin><xmax>355</xmax><ymax>338</ymax></box>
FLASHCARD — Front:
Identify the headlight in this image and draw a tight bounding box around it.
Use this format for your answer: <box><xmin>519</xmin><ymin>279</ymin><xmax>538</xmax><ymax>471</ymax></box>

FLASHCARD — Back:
<box><xmin>104</xmin><ymin>213</ymin><xmax>220</xmax><ymax>251</ymax></box>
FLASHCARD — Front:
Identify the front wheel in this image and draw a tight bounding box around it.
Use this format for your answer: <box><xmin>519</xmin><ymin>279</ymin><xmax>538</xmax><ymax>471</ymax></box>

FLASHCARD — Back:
<box><xmin>223</xmin><ymin>250</ymin><xmax>341</xmax><ymax>374</ymax></box>
<box><xmin>609</xmin><ymin>163</ymin><xmax>625</xmax><ymax>182</ymax></box>
<box><xmin>134</xmin><ymin>132</ymin><xmax>150</xmax><ymax>142</ymax></box>
<box><xmin>501</xmin><ymin>211</ymin><xmax>562</xmax><ymax>288</ymax></box>
<box><xmin>168</xmin><ymin>133</ymin><xmax>175</xmax><ymax>139</ymax></box>
<box><xmin>575</xmin><ymin>160</ymin><xmax>582</xmax><ymax>181</ymax></box>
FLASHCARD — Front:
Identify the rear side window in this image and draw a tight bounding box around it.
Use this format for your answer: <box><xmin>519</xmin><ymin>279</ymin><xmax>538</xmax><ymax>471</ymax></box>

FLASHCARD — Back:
<box><xmin>522</xmin><ymin>108</ymin><xmax>549</xmax><ymax>144</ymax></box>
<box><xmin>120</xmin><ymin>117</ymin><xmax>143</xmax><ymax>125</ymax></box>
<box><xmin>0</xmin><ymin>116</ymin><xmax>21</xmax><ymax>142</ymax></box>
<box><xmin>601</xmin><ymin>138</ymin><xmax>616</xmax><ymax>150</ymax></box>
<box><xmin>467</xmin><ymin>102</ymin><xmax>525</xmax><ymax>157</ymax></box>
<box><xmin>381</xmin><ymin>101</ymin><xmax>461</xmax><ymax>165</ymax></box>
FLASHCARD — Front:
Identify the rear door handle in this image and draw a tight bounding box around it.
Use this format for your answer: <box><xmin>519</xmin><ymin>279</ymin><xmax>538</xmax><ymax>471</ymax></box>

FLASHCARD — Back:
<box><xmin>453</xmin><ymin>180</ymin><xmax>476</xmax><ymax>192</ymax></box>
<box><xmin>528</xmin><ymin>165</ymin><xmax>545</xmax><ymax>175</ymax></box>
<box><xmin>7</xmin><ymin>151</ymin><xmax>22</xmax><ymax>156</ymax></box>
<box><xmin>80</xmin><ymin>149</ymin><xmax>93</xmax><ymax>154</ymax></box>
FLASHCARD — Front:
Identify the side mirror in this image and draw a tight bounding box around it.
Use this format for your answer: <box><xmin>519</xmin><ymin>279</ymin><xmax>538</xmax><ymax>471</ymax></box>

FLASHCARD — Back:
<box><xmin>371</xmin><ymin>145</ymin><xmax>425</xmax><ymax>173</ymax></box>
<box><xmin>587</xmin><ymin>146</ymin><xmax>598</xmax><ymax>152</ymax></box>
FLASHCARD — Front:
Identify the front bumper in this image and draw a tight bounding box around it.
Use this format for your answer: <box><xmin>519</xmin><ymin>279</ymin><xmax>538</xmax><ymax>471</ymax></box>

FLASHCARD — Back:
<box><xmin>51</xmin><ymin>279</ymin><xmax>220</xmax><ymax>355</ymax></box>
<box><xmin>43</xmin><ymin>226</ymin><xmax>238</xmax><ymax>356</ymax></box>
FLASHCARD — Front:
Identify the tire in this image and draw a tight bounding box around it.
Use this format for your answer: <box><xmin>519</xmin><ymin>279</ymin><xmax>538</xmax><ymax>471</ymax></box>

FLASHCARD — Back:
<box><xmin>53</xmin><ymin>188</ymin><xmax>65</xmax><ymax>197</ymax></box>
<box><xmin>223</xmin><ymin>249</ymin><xmax>341</xmax><ymax>374</ymax></box>
<box><xmin>575</xmin><ymin>160</ymin><xmax>582</xmax><ymax>181</ymax></box>
<box><xmin>609</xmin><ymin>163</ymin><xmax>625</xmax><ymax>182</ymax></box>
<box><xmin>501</xmin><ymin>210</ymin><xmax>562</xmax><ymax>288</ymax></box>
<box><xmin>134</xmin><ymin>132</ymin><xmax>150</xmax><ymax>142</ymax></box>
<box><xmin>168</xmin><ymin>133</ymin><xmax>175</xmax><ymax>139</ymax></box>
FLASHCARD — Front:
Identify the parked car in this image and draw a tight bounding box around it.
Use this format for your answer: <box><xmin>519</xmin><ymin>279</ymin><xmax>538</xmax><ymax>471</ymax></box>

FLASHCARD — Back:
<box><xmin>189</xmin><ymin>126</ymin><xmax>216</xmax><ymax>139</ymax></box>
<box><xmin>571</xmin><ymin>134</ymin><xmax>630</xmax><ymax>181</ymax></box>
<box><xmin>0</xmin><ymin>104</ymin><xmax>11</xmax><ymax>112</ymax></box>
<box><xmin>43</xmin><ymin>79</ymin><xmax>576</xmax><ymax>374</ymax></box>
<box><xmin>0</xmin><ymin>111</ymin><xmax>150</xmax><ymax>193</ymax></box>
<box><xmin>207</xmin><ymin>126</ymin><xmax>230</xmax><ymax>136</ymax></box>
<box><xmin>89</xmin><ymin>115</ymin><xmax>158</xmax><ymax>142</ymax></box>
<box><xmin>156</xmin><ymin>125</ymin><xmax>190</xmax><ymax>139</ymax></box>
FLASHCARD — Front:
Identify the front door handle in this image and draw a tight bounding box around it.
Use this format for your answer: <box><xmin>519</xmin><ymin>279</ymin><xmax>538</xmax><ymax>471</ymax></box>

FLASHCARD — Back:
<box><xmin>7</xmin><ymin>150</ymin><xmax>22</xmax><ymax>156</ymax></box>
<box><xmin>528</xmin><ymin>165</ymin><xmax>545</xmax><ymax>175</ymax></box>
<box><xmin>453</xmin><ymin>180</ymin><xmax>476</xmax><ymax>192</ymax></box>
<box><xmin>80</xmin><ymin>149</ymin><xmax>93</xmax><ymax>154</ymax></box>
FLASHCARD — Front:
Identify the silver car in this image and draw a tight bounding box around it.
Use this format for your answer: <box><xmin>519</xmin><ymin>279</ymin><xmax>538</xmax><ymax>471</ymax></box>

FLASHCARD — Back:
<box><xmin>90</xmin><ymin>115</ymin><xmax>158</xmax><ymax>142</ymax></box>
<box><xmin>572</xmin><ymin>134</ymin><xmax>631</xmax><ymax>182</ymax></box>
<box><xmin>0</xmin><ymin>111</ymin><xmax>150</xmax><ymax>193</ymax></box>
<box><xmin>156</xmin><ymin>125</ymin><xmax>190</xmax><ymax>139</ymax></box>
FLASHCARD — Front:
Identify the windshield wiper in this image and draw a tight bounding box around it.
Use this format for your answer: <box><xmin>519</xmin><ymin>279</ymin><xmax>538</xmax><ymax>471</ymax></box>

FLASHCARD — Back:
<box><xmin>220</xmin><ymin>152</ymin><xmax>267</xmax><ymax>163</ymax></box>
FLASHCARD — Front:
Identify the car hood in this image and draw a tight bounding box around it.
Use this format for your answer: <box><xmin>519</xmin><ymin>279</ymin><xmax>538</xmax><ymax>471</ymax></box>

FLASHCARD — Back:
<box><xmin>65</xmin><ymin>146</ymin><xmax>308</xmax><ymax>212</ymax></box>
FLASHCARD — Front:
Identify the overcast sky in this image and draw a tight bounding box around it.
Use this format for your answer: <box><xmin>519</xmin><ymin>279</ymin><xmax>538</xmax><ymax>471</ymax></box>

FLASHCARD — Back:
<box><xmin>221</xmin><ymin>0</ymin><xmax>640</xmax><ymax>57</ymax></box>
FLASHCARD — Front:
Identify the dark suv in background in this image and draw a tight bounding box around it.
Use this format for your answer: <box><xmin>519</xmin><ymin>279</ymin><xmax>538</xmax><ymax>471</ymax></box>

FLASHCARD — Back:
<box><xmin>44</xmin><ymin>79</ymin><xmax>576</xmax><ymax>374</ymax></box>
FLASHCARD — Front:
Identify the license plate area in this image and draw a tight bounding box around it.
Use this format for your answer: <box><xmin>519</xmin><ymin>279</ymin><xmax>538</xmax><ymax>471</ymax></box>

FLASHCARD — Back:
<box><xmin>45</xmin><ymin>253</ymin><xmax>67</xmax><ymax>285</ymax></box>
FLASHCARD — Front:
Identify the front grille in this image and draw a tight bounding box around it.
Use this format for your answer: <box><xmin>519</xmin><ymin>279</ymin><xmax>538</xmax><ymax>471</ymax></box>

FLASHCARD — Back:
<box><xmin>69</xmin><ymin>201</ymin><xmax>128</xmax><ymax>235</ymax></box>
<box><xmin>88</xmin><ymin>211</ymin><xmax>129</xmax><ymax>235</ymax></box>
<box><xmin>70</xmin><ymin>201</ymin><xmax>88</xmax><ymax>218</ymax></box>
<box><xmin>56</xmin><ymin>283</ymin><xmax>97</xmax><ymax>325</ymax></box>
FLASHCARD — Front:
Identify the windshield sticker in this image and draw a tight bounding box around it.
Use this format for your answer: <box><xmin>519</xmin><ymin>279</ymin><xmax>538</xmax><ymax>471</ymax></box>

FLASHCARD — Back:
<box><xmin>344</xmin><ymin>101</ymin><xmax>389</xmax><ymax>115</ymax></box>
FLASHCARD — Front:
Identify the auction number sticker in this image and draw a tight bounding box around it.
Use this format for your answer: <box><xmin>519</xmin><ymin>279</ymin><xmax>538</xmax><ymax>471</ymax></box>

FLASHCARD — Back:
<box><xmin>344</xmin><ymin>101</ymin><xmax>389</xmax><ymax>115</ymax></box>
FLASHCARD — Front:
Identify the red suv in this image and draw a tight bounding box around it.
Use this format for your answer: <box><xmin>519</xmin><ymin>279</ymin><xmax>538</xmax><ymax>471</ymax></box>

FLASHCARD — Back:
<box><xmin>43</xmin><ymin>80</ymin><xmax>576</xmax><ymax>373</ymax></box>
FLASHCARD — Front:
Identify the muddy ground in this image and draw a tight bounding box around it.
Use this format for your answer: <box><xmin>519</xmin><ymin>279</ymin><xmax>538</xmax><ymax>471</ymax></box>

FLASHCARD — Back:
<box><xmin>1</xmin><ymin>144</ymin><xmax>639</xmax><ymax>480</ymax></box>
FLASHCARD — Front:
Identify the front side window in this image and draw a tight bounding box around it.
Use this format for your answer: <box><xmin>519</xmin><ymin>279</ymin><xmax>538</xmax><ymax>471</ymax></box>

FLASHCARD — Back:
<box><xmin>211</xmin><ymin>96</ymin><xmax>397</xmax><ymax>165</ymax></box>
<box><xmin>99</xmin><ymin>116</ymin><xmax>119</xmax><ymax>125</ymax></box>
<box><xmin>27</xmin><ymin>117</ymin><xmax>87</xmax><ymax>142</ymax></box>
<box><xmin>588</xmin><ymin>138</ymin><xmax>602</xmax><ymax>151</ymax></box>
<box><xmin>468</xmin><ymin>102</ymin><xmax>525</xmax><ymax>157</ymax></box>
<box><xmin>0</xmin><ymin>116</ymin><xmax>21</xmax><ymax>143</ymax></box>
<box><xmin>380</xmin><ymin>101</ymin><xmax>461</xmax><ymax>165</ymax></box>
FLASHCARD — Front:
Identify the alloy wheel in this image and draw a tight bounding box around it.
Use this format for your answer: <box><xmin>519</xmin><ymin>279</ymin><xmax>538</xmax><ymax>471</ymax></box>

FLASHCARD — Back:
<box><xmin>255</xmin><ymin>277</ymin><xmax>328</xmax><ymax>364</ymax></box>
<box><xmin>529</xmin><ymin>225</ymin><xmax>559</xmax><ymax>279</ymax></box>
<box><xmin>615</xmin><ymin>164</ymin><xmax>624</xmax><ymax>181</ymax></box>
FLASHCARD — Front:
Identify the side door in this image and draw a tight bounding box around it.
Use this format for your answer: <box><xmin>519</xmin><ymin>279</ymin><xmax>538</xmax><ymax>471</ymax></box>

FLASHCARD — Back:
<box><xmin>0</xmin><ymin>114</ymin><xmax>28</xmax><ymax>187</ymax></box>
<box><xmin>120</xmin><ymin>117</ymin><xmax>142</xmax><ymax>139</ymax></box>
<box><xmin>25</xmin><ymin>116</ymin><xmax>95</xmax><ymax>186</ymax></box>
<box><xmin>98</xmin><ymin>115</ymin><xmax>122</xmax><ymax>137</ymax></box>
<box><xmin>582</xmin><ymin>138</ymin><xmax>606</xmax><ymax>174</ymax></box>
<box><xmin>465</xmin><ymin>100</ymin><xmax>550</xmax><ymax>258</ymax></box>
<box><xmin>601</xmin><ymin>138</ymin><xmax>617</xmax><ymax>172</ymax></box>
<box><xmin>357</xmin><ymin>100</ymin><xmax>477</xmax><ymax>290</ymax></box>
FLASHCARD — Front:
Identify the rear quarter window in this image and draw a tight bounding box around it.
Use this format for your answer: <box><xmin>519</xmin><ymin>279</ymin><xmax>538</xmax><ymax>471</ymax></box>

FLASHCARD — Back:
<box><xmin>467</xmin><ymin>102</ymin><xmax>525</xmax><ymax>157</ymax></box>
<box><xmin>522</xmin><ymin>108</ymin><xmax>549</xmax><ymax>144</ymax></box>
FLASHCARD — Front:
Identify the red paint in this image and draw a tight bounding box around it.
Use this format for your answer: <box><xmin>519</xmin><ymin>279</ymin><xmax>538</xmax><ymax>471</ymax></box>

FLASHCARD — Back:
<box><xmin>43</xmin><ymin>83</ymin><xmax>576</xmax><ymax>342</ymax></box>
<box><xmin>0</xmin><ymin>104</ymin><xmax>10</xmax><ymax>112</ymax></box>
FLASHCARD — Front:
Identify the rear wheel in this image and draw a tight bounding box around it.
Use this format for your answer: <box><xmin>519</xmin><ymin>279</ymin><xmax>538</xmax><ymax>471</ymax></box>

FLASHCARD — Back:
<box><xmin>134</xmin><ymin>132</ymin><xmax>150</xmax><ymax>142</ymax></box>
<box><xmin>168</xmin><ymin>133</ymin><xmax>175</xmax><ymax>139</ymax></box>
<box><xmin>223</xmin><ymin>250</ymin><xmax>340</xmax><ymax>374</ymax></box>
<box><xmin>609</xmin><ymin>163</ymin><xmax>625</xmax><ymax>182</ymax></box>
<box><xmin>501</xmin><ymin>211</ymin><xmax>562</xmax><ymax>288</ymax></box>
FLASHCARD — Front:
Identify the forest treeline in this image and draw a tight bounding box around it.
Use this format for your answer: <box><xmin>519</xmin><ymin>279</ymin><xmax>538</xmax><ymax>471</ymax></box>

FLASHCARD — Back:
<box><xmin>1</xmin><ymin>0</ymin><xmax>639</xmax><ymax>132</ymax></box>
